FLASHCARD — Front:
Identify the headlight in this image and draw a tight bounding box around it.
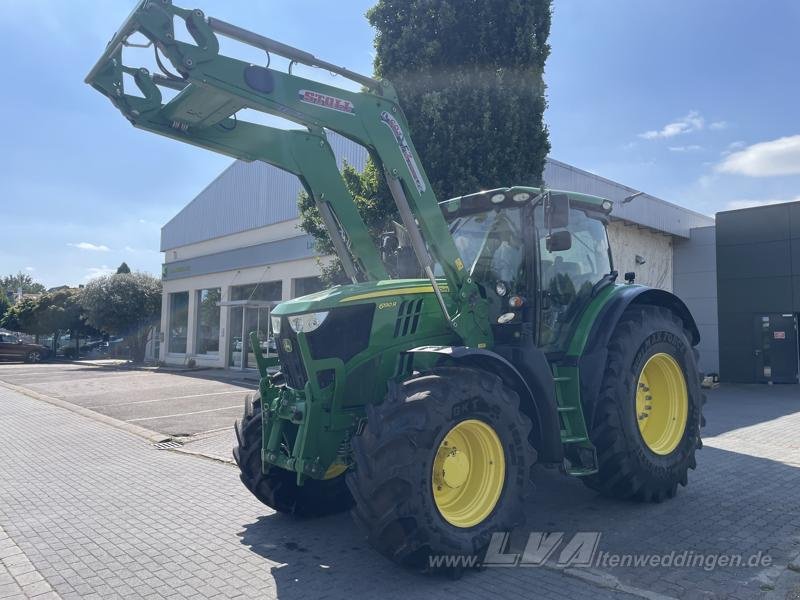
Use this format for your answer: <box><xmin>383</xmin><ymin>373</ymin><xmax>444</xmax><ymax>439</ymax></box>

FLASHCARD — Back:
<box><xmin>270</xmin><ymin>315</ymin><xmax>282</xmax><ymax>336</ymax></box>
<box><xmin>288</xmin><ymin>311</ymin><xmax>329</xmax><ymax>334</ymax></box>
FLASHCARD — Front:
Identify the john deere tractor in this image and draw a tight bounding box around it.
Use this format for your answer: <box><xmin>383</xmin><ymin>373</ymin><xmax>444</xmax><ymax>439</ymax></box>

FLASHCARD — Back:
<box><xmin>88</xmin><ymin>1</ymin><xmax>704</xmax><ymax>568</ymax></box>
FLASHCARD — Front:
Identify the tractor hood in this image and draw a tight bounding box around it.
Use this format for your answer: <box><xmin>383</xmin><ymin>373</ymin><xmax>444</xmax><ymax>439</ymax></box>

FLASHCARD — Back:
<box><xmin>271</xmin><ymin>278</ymin><xmax>450</xmax><ymax>315</ymax></box>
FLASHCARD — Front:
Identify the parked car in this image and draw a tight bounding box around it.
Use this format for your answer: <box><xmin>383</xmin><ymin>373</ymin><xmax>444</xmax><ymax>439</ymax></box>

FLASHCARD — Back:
<box><xmin>0</xmin><ymin>333</ymin><xmax>50</xmax><ymax>363</ymax></box>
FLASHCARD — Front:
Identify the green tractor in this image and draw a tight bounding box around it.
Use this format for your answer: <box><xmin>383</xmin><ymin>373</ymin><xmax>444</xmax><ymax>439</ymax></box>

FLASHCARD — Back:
<box><xmin>87</xmin><ymin>2</ymin><xmax>704</xmax><ymax>568</ymax></box>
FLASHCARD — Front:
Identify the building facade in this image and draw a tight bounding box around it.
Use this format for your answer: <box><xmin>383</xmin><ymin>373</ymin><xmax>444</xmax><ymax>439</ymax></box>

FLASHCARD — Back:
<box><xmin>715</xmin><ymin>201</ymin><xmax>800</xmax><ymax>383</ymax></box>
<box><xmin>158</xmin><ymin>141</ymin><xmax>717</xmax><ymax>373</ymax></box>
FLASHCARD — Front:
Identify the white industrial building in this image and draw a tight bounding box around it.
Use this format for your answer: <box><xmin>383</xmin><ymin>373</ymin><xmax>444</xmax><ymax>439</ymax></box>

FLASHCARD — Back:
<box><xmin>158</xmin><ymin>134</ymin><xmax>716</xmax><ymax>372</ymax></box>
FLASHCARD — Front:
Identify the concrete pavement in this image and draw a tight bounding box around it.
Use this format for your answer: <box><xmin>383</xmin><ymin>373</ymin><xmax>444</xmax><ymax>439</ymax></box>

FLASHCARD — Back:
<box><xmin>0</xmin><ymin>386</ymin><xmax>634</xmax><ymax>600</ymax></box>
<box><xmin>0</xmin><ymin>361</ymin><xmax>799</xmax><ymax>599</ymax></box>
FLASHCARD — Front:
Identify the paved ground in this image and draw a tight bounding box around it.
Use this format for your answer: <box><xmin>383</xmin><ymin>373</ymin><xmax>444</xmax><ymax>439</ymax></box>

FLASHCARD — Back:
<box><xmin>0</xmin><ymin>386</ymin><xmax>634</xmax><ymax>600</ymax></box>
<box><xmin>0</xmin><ymin>363</ymin><xmax>799</xmax><ymax>599</ymax></box>
<box><xmin>0</xmin><ymin>362</ymin><xmax>257</xmax><ymax>437</ymax></box>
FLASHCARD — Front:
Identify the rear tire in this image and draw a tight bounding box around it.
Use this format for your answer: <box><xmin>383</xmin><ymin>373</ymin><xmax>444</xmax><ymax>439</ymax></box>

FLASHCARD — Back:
<box><xmin>347</xmin><ymin>366</ymin><xmax>535</xmax><ymax>569</ymax></box>
<box><xmin>25</xmin><ymin>351</ymin><xmax>42</xmax><ymax>364</ymax></box>
<box><xmin>583</xmin><ymin>305</ymin><xmax>704</xmax><ymax>502</ymax></box>
<box><xmin>233</xmin><ymin>393</ymin><xmax>353</xmax><ymax>517</ymax></box>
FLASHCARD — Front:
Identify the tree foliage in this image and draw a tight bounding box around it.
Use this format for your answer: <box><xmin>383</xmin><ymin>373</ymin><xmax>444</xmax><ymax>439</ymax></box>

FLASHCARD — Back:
<box><xmin>0</xmin><ymin>290</ymin><xmax>99</xmax><ymax>354</ymax></box>
<box><xmin>80</xmin><ymin>272</ymin><xmax>162</xmax><ymax>363</ymax></box>
<box><xmin>0</xmin><ymin>292</ymin><xmax>10</xmax><ymax>324</ymax></box>
<box><xmin>368</xmin><ymin>0</ymin><xmax>552</xmax><ymax>199</ymax></box>
<box><xmin>299</xmin><ymin>0</ymin><xmax>552</xmax><ymax>281</ymax></box>
<box><xmin>116</xmin><ymin>262</ymin><xmax>132</xmax><ymax>274</ymax></box>
<box><xmin>0</xmin><ymin>297</ymin><xmax>43</xmax><ymax>335</ymax></box>
<box><xmin>0</xmin><ymin>272</ymin><xmax>46</xmax><ymax>295</ymax></box>
<box><xmin>299</xmin><ymin>161</ymin><xmax>398</xmax><ymax>284</ymax></box>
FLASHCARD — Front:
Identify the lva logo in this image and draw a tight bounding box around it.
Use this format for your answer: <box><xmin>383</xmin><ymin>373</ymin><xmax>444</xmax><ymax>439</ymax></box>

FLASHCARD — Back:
<box><xmin>483</xmin><ymin>531</ymin><xmax>601</xmax><ymax>567</ymax></box>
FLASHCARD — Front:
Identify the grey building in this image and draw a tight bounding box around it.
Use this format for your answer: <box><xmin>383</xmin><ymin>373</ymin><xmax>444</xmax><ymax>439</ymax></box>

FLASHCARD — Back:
<box><xmin>159</xmin><ymin>146</ymin><xmax>718</xmax><ymax>373</ymax></box>
<box><xmin>715</xmin><ymin>201</ymin><xmax>800</xmax><ymax>383</ymax></box>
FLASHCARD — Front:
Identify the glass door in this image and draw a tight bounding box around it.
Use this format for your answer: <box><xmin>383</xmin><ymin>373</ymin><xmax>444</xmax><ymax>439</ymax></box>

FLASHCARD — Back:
<box><xmin>229</xmin><ymin>306</ymin><xmax>244</xmax><ymax>368</ymax></box>
<box><xmin>245</xmin><ymin>306</ymin><xmax>272</xmax><ymax>368</ymax></box>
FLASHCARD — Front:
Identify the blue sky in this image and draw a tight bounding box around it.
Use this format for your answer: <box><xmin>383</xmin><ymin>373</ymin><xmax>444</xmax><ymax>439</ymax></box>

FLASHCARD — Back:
<box><xmin>1</xmin><ymin>0</ymin><xmax>798</xmax><ymax>288</ymax></box>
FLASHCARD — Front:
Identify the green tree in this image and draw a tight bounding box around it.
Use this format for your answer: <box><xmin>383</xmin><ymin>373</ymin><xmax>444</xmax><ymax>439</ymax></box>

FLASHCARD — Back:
<box><xmin>0</xmin><ymin>290</ymin><xmax>97</xmax><ymax>354</ymax></box>
<box><xmin>0</xmin><ymin>291</ymin><xmax>10</xmax><ymax>324</ymax></box>
<box><xmin>369</xmin><ymin>0</ymin><xmax>551</xmax><ymax>198</ymax></box>
<box><xmin>0</xmin><ymin>272</ymin><xmax>46</xmax><ymax>295</ymax></box>
<box><xmin>298</xmin><ymin>161</ymin><xmax>397</xmax><ymax>283</ymax></box>
<box><xmin>299</xmin><ymin>0</ymin><xmax>552</xmax><ymax>280</ymax></box>
<box><xmin>80</xmin><ymin>272</ymin><xmax>162</xmax><ymax>363</ymax></box>
<box><xmin>0</xmin><ymin>297</ymin><xmax>43</xmax><ymax>337</ymax></box>
<box><xmin>116</xmin><ymin>262</ymin><xmax>131</xmax><ymax>274</ymax></box>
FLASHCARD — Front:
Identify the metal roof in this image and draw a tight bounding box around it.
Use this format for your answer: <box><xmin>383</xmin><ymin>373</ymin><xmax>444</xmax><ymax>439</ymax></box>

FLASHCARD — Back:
<box><xmin>544</xmin><ymin>159</ymin><xmax>714</xmax><ymax>238</ymax></box>
<box><xmin>161</xmin><ymin>142</ymin><xmax>714</xmax><ymax>251</ymax></box>
<box><xmin>160</xmin><ymin>131</ymin><xmax>368</xmax><ymax>251</ymax></box>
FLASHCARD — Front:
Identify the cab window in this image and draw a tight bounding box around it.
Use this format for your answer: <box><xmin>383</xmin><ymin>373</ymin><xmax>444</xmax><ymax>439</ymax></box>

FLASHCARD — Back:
<box><xmin>536</xmin><ymin>205</ymin><xmax>612</xmax><ymax>351</ymax></box>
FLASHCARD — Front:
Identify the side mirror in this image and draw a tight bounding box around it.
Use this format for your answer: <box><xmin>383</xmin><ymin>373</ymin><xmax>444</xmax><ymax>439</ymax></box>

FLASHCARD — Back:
<box><xmin>546</xmin><ymin>230</ymin><xmax>572</xmax><ymax>252</ymax></box>
<box><xmin>546</xmin><ymin>193</ymin><xmax>570</xmax><ymax>229</ymax></box>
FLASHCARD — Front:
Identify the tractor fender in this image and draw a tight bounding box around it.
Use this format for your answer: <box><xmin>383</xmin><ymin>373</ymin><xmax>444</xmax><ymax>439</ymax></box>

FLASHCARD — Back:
<box><xmin>577</xmin><ymin>286</ymin><xmax>700</xmax><ymax>429</ymax></box>
<box><xmin>406</xmin><ymin>345</ymin><xmax>564</xmax><ymax>464</ymax></box>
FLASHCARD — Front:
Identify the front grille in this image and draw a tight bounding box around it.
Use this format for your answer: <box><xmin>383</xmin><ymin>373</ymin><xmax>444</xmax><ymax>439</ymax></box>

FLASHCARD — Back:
<box><xmin>307</xmin><ymin>304</ymin><xmax>375</xmax><ymax>362</ymax></box>
<box><xmin>276</xmin><ymin>329</ymin><xmax>307</xmax><ymax>389</ymax></box>
<box><xmin>275</xmin><ymin>304</ymin><xmax>375</xmax><ymax>390</ymax></box>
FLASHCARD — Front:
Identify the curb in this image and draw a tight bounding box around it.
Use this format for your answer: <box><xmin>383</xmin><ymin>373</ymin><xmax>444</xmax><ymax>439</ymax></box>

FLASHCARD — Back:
<box><xmin>0</xmin><ymin>380</ymin><xmax>171</xmax><ymax>444</ymax></box>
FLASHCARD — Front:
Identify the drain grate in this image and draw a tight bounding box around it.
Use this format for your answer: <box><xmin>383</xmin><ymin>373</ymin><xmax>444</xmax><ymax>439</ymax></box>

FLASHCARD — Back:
<box><xmin>152</xmin><ymin>440</ymin><xmax>183</xmax><ymax>450</ymax></box>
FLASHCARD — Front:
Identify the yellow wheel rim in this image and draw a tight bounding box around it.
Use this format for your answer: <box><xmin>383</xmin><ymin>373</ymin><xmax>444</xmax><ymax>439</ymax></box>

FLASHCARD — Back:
<box><xmin>432</xmin><ymin>419</ymin><xmax>505</xmax><ymax>528</ymax></box>
<box><xmin>323</xmin><ymin>463</ymin><xmax>347</xmax><ymax>479</ymax></box>
<box><xmin>636</xmin><ymin>353</ymin><xmax>689</xmax><ymax>455</ymax></box>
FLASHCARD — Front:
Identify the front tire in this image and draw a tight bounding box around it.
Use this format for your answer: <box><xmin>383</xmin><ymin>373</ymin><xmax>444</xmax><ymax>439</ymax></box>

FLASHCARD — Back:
<box><xmin>233</xmin><ymin>393</ymin><xmax>353</xmax><ymax>517</ymax></box>
<box><xmin>583</xmin><ymin>305</ymin><xmax>704</xmax><ymax>502</ymax></box>
<box><xmin>25</xmin><ymin>351</ymin><xmax>42</xmax><ymax>363</ymax></box>
<box><xmin>347</xmin><ymin>367</ymin><xmax>535</xmax><ymax>569</ymax></box>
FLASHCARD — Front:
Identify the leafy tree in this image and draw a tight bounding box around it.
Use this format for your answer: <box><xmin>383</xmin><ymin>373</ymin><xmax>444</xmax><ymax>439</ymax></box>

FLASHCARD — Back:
<box><xmin>116</xmin><ymin>262</ymin><xmax>131</xmax><ymax>274</ymax></box>
<box><xmin>0</xmin><ymin>290</ymin><xmax>98</xmax><ymax>355</ymax></box>
<box><xmin>80</xmin><ymin>272</ymin><xmax>162</xmax><ymax>363</ymax></box>
<box><xmin>298</xmin><ymin>161</ymin><xmax>396</xmax><ymax>283</ymax></box>
<box><xmin>0</xmin><ymin>292</ymin><xmax>10</xmax><ymax>324</ymax></box>
<box><xmin>299</xmin><ymin>0</ymin><xmax>552</xmax><ymax>280</ymax></box>
<box><xmin>0</xmin><ymin>297</ymin><xmax>43</xmax><ymax>337</ymax></box>
<box><xmin>0</xmin><ymin>272</ymin><xmax>46</xmax><ymax>295</ymax></box>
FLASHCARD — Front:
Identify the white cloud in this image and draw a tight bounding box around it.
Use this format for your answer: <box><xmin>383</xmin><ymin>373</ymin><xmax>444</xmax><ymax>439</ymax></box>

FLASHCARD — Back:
<box><xmin>669</xmin><ymin>145</ymin><xmax>703</xmax><ymax>152</ymax></box>
<box><xmin>717</xmin><ymin>135</ymin><xmax>800</xmax><ymax>176</ymax></box>
<box><xmin>84</xmin><ymin>266</ymin><xmax>116</xmax><ymax>280</ymax></box>
<box><xmin>25</xmin><ymin>267</ymin><xmax>35</xmax><ymax>272</ymax></box>
<box><xmin>68</xmin><ymin>242</ymin><xmax>110</xmax><ymax>252</ymax></box>
<box><xmin>639</xmin><ymin>110</ymin><xmax>705</xmax><ymax>140</ymax></box>
<box><xmin>721</xmin><ymin>140</ymin><xmax>746</xmax><ymax>156</ymax></box>
<box><xmin>709</xmin><ymin>121</ymin><xmax>729</xmax><ymax>130</ymax></box>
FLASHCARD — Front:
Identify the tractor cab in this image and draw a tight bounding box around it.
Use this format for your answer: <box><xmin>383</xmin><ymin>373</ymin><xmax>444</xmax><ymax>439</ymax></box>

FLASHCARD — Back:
<box><xmin>437</xmin><ymin>187</ymin><xmax>616</xmax><ymax>354</ymax></box>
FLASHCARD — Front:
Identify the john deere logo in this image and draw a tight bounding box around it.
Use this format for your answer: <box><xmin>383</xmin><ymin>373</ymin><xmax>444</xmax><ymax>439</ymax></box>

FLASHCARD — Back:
<box><xmin>282</xmin><ymin>339</ymin><xmax>293</xmax><ymax>353</ymax></box>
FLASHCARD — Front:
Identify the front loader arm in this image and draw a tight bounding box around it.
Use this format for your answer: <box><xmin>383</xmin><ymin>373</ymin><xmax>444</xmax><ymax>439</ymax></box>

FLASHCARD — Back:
<box><xmin>89</xmin><ymin>49</ymin><xmax>385</xmax><ymax>282</ymax></box>
<box><xmin>86</xmin><ymin>0</ymin><xmax>491</xmax><ymax>347</ymax></box>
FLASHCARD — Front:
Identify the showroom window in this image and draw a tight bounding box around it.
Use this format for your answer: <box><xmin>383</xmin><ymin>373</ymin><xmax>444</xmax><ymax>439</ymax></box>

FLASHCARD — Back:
<box><xmin>195</xmin><ymin>288</ymin><xmax>221</xmax><ymax>355</ymax></box>
<box><xmin>168</xmin><ymin>291</ymin><xmax>189</xmax><ymax>354</ymax></box>
<box><xmin>293</xmin><ymin>276</ymin><xmax>324</xmax><ymax>298</ymax></box>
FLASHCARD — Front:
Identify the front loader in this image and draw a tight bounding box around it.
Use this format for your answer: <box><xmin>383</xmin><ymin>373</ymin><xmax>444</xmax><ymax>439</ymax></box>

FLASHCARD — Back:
<box><xmin>87</xmin><ymin>1</ymin><xmax>705</xmax><ymax>569</ymax></box>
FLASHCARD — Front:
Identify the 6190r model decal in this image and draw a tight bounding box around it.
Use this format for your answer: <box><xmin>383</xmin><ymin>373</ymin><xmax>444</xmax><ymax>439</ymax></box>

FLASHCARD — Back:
<box><xmin>380</xmin><ymin>111</ymin><xmax>426</xmax><ymax>193</ymax></box>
